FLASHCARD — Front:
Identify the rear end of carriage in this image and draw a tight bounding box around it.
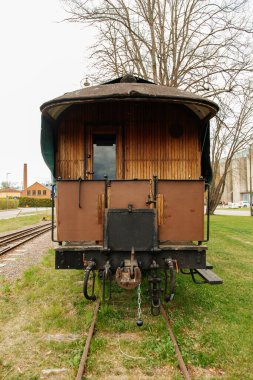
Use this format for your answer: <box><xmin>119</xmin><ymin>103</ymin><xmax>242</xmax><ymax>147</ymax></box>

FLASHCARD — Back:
<box><xmin>40</xmin><ymin>75</ymin><xmax>222</xmax><ymax>313</ymax></box>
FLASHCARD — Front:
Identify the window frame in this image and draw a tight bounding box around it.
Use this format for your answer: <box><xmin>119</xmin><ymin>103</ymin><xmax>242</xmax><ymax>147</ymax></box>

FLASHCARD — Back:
<box><xmin>86</xmin><ymin>125</ymin><xmax>123</xmax><ymax>180</ymax></box>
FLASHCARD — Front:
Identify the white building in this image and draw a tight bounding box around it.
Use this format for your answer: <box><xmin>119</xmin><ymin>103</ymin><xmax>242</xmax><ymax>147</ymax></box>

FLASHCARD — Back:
<box><xmin>220</xmin><ymin>145</ymin><xmax>253</xmax><ymax>204</ymax></box>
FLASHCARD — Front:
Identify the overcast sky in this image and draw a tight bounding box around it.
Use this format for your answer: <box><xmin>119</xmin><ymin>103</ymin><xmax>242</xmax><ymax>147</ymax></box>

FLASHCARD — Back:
<box><xmin>0</xmin><ymin>0</ymin><xmax>93</xmax><ymax>188</ymax></box>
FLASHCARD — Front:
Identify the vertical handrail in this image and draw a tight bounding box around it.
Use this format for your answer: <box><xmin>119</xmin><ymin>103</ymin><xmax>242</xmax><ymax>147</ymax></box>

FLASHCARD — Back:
<box><xmin>153</xmin><ymin>176</ymin><xmax>159</xmax><ymax>249</ymax></box>
<box><xmin>152</xmin><ymin>175</ymin><xmax>158</xmax><ymax>207</ymax></box>
<box><xmin>104</xmin><ymin>175</ymin><xmax>108</xmax><ymax>209</ymax></box>
<box><xmin>78</xmin><ymin>177</ymin><xmax>82</xmax><ymax>208</ymax></box>
<box><xmin>51</xmin><ymin>184</ymin><xmax>57</xmax><ymax>242</ymax></box>
<box><xmin>51</xmin><ymin>184</ymin><xmax>60</xmax><ymax>243</ymax></box>
<box><xmin>203</xmin><ymin>183</ymin><xmax>210</xmax><ymax>242</ymax></box>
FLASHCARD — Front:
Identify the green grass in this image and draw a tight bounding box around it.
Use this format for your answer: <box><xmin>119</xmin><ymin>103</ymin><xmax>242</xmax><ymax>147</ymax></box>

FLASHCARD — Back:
<box><xmin>0</xmin><ymin>215</ymin><xmax>252</xmax><ymax>379</ymax></box>
<box><xmin>218</xmin><ymin>207</ymin><xmax>250</xmax><ymax>211</ymax></box>
<box><xmin>0</xmin><ymin>251</ymin><xmax>93</xmax><ymax>379</ymax></box>
<box><xmin>0</xmin><ymin>213</ymin><xmax>51</xmax><ymax>233</ymax></box>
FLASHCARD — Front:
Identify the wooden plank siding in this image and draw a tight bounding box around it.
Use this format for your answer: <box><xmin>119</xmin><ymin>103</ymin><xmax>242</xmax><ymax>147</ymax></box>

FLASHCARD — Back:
<box><xmin>55</xmin><ymin>109</ymin><xmax>85</xmax><ymax>179</ymax></box>
<box><xmin>55</xmin><ymin>102</ymin><xmax>201</xmax><ymax>180</ymax></box>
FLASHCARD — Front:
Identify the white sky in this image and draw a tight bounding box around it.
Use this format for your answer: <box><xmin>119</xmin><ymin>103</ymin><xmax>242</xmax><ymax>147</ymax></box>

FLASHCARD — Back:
<box><xmin>0</xmin><ymin>0</ymin><xmax>93</xmax><ymax>188</ymax></box>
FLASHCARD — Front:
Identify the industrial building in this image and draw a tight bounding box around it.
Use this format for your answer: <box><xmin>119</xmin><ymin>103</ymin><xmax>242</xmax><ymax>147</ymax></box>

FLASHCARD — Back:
<box><xmin>220</xmin><ymin>145</ymin><xmax>253</xmax><ymax>204</ymax></box>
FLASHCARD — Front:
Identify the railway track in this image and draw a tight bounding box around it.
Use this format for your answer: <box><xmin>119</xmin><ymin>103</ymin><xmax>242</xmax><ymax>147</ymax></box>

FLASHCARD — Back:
<box><xmin>75</xmin><ymin>300</ymin><xmax>191</xmax><ymax>380</ymax></box>
<box><xmin>0</xmin><ymin>222</ymin><xmax>52</xmax><ymax>256</ymax></box>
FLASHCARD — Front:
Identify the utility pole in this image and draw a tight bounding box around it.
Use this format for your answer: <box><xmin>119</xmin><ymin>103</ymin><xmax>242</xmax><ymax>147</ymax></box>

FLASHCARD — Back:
<box><xmin>6</xmin><ymin>172</ymin><xmax>11</xmax><ymax>211</ymax></box>
<box><xmin>250</xmin><ymin>144</ymin><xmax>253</xmax><ymax>216</ymax></box>
<box><xmin>6</xmin><ymin>172</ymin><xmax>11</xmax><ymax>187</ymax></box>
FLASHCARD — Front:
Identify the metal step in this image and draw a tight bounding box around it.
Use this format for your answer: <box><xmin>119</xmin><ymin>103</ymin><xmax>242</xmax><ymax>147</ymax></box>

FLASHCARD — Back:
<box><xmin>205</xmin><ymin>261</ymin><xmax>213</xmax><ymax>269</ymax></box>
<box><xmin>195</xmin><ymin>268</ymin><xmax>223</xmax><ymax>285</ymax></box>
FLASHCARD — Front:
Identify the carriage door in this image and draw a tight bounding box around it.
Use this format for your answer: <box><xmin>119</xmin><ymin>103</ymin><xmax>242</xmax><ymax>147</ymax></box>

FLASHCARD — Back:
<box><xmin>86</xmin><ymin>126</ymin><xmax>123</xmax><ymax>180</ymax></box>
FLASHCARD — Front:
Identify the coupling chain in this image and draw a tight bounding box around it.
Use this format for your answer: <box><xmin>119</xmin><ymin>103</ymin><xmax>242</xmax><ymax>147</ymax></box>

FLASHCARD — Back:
<box><xmin>137</xmin><ymin>283</ymin><xmax>142</xmax><ymax>320</ymax></box>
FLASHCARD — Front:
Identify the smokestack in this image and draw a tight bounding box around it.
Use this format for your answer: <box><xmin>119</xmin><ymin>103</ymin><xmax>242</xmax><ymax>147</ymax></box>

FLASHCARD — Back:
<box><xmin>23</xmin><ymin>163</ymin><xmax>28</xmax><ymax>190</ymax></box>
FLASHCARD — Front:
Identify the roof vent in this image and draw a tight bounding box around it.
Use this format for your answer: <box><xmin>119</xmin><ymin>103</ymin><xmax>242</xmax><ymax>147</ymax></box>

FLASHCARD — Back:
<box><xmin>120</xmin><ymin>74</ymin><xmax>137</xmax><ymax>83</ymax></box>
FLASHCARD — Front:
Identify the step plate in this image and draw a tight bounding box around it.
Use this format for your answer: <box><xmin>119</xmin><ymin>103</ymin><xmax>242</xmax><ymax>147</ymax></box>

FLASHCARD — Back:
<box><xmin>195</xmin><ymin>268</ymin><xmax>223</xmax><ymax>285</ymax></box>
<box><xmin>205</xmin><ymin>262</ymin><xmax>213</xmax><ymax>269</ymax></box>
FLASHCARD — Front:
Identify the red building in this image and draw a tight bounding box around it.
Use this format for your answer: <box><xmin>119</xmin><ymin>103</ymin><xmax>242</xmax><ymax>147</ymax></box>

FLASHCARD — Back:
<box><xmin>21</xmin><ymin>182</ymin><xmax>51</xmax><ymax>199</ymax></box>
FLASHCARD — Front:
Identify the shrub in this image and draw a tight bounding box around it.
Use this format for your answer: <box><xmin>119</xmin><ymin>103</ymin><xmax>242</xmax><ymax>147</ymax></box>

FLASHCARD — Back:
<box><xmin>0</xmin><ymin>198</ymin><xmax>19</xmax><ymax>210</ymax></box>
<box><xmin>18</xmin><ymin>197</ymin><xmax>52</xmax><ymax>208</ymax></box>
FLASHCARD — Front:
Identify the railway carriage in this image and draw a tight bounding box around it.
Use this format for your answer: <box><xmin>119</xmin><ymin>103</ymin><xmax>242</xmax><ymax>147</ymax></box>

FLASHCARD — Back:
<box><xmin>40</xmin><ymin>75</ymin><xmax>222</xmax><ymax>315</ymax></box>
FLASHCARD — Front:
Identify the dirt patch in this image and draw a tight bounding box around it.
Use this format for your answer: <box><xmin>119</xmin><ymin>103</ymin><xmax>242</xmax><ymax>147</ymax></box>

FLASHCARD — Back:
<box><xmin>95</xmin><ymin>365</ymin><xmax>177</xmax><ymax>380</ymax></box>
<box><xmin>230</xmin><ymin>236</ymin><xmax>253</xmax><ymax>246</ymax></box>
<box><xmin>189</xmin><ymin>365</ymin><xmax>225</xmax><ymax>379</ymax></box>
<box><xmin>40</xmin><ymin>368</ymin><xmax>69</xmax><ymax>379</ymax></box>
<box><xmin>99</xmin><ymin>331</ymin><xmax>143</xmax><ymax>341</ymax></box>
<box><xmin>43</xmin><ymin>333</ymin><xmax>82</xmax><ymax>342</ymax></box>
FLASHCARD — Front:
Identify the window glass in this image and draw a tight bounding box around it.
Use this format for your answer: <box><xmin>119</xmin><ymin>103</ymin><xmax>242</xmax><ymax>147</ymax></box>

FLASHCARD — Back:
<box><xmin>27</xmin><ymin>190</ymin><xmax>31</xmax><ymax>196</ymax></box>
<box><xmin>32</xmin><ymin>190</ymin><xmax>36</xmax><ymax>196</ymax></box>
<box><xmin>242</xmin><ymin>194</ymin><xmax>249</xmax><ymax>202</ymax></box>
<box><xmin>93</xmin><ymin>134</ymin><xmax>116</xmax><ymax>180</ymax></box>
<box><xmin>43</xmin><ymin>190</ymin><xmax>46</xmax><ymax>195</ymax></box>
<box><xmin>38</xmin><ymin>190</ymin><xmax>41</xmax><ymax>195</ymax></box>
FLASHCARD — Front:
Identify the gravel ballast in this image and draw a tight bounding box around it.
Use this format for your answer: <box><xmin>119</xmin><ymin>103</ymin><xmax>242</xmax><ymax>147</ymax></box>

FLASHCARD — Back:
<box><xmin>0</xmin><ymin>231</ymin><xmax>56</xmax><ymax>282</ymax></box>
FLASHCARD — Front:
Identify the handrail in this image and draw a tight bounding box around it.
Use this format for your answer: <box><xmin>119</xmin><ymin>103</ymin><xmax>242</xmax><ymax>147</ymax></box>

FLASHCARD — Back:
<box><xmin>202</xmin><ymin>183</ymin><xmax>210</xmax><ymax>243</ymax></box>
<box><xmin>51</xmin><ymin>184</ymin><xmax>59</xmax><ymax>243</ymax></box>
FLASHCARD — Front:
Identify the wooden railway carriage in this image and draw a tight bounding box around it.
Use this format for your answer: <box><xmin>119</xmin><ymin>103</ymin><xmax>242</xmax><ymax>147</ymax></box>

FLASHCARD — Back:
<box><xmin>40</xmin><ymin>75</ymin><xmax>222</xmax><ymax>313</ymax></box>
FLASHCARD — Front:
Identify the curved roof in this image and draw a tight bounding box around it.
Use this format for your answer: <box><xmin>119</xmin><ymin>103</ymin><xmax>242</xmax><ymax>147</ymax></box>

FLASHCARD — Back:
<box><xmin>40</xmin><ymin>77</ymin><xmax>219</xmax><ymax>121</ymax></box>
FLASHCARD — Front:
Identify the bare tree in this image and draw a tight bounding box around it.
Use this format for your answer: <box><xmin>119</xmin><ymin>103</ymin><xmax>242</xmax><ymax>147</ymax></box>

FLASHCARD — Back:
<box><xmin>210</xmin><ymin>86</ymin><xmax>253</xmax><ymax>213</ymax></box>
<box><xmin>62</xmin><ymin>0</ymin><xmax>253</xmax><ymax>211</ymax></box>
<box><xmin>62</xmin><ymin>0</ymin><xmax>252</xmax><ymax>92</ymax></box>
<box><xmin>0</xmin><ymin>181</ymin><xmax>9</xmax><ymax>189</ymax></box>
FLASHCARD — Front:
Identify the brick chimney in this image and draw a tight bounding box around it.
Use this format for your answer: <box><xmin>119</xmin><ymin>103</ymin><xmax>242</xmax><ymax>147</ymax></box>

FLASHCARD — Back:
<box><xmin>23</xmin><ymin>163</ymin><xmax>28</xmax><ymax>190</ymax></box>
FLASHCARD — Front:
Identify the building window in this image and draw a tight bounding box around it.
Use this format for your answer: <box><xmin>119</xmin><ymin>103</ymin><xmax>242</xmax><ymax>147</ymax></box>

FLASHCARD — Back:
<box><xmin>242</xmin><ymin>194</ymin><xmax>249</xmax><ymax>202</ymax></box>
<box><xmin>27</xmin><ymin>190</ymin><xmax>31</xmax><ymax>196</ymax></box>
<box><xmin>43</xmin><ymin>190</ymin><xmax>46</xmax><ymax>195</ymax></box>
<box><xmin>38</xmin><ymin>190</ymin><xmax>41</xmax><ymax>195</ymax></box>
<box><xmin>32</xmin><ymin>190</ymin><xmax>36</xmax><ymax>196</ymax></box>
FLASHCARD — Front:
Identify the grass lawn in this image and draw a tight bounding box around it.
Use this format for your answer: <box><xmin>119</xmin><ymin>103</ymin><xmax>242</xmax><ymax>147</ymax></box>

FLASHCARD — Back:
<box><xmin>0</xmin><ymin>213</ymin><xmax>51</xmax><ymax>234</ymax></box>
<box><xmin>217</xmin><ymin>207</ymin><xmax>251</xmax><ymax>211</ymax></box>
<box><xmin>0</xmin><ymin>215</ymin><xmax>252</xmax><ymax>379</ymax></box>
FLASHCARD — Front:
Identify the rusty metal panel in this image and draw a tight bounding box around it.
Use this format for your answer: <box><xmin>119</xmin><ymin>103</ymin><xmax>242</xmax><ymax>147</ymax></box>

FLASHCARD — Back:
<box><xmin>157</xmin><ymin>181</ymin><xmax>204</xmax><ymax>241</ymax></box>
<box><xmin>110</xmin><ymin>181</ymin><xmax>150</xmax><ymax>209</ymax></box>
<box><xmin>56</xmin><ymin>181</ymin><xmax>104</xmax><ymax>242</ymax></box>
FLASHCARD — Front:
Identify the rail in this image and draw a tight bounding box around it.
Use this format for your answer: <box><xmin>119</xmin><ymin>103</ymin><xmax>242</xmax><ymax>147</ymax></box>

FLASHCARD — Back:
<box><xmin>75</xmin><ymin>301</ymin><xmax>191</xmax><ymax>380</ymax></box>
<box><xmin>161</xmin><ymin>305</ymin><xmax>191</xmax><ymax>380</ymax></box>
<box><xmin>0</xmin><ymin>223</ymin><xmax>53</xmax><ymax>256</ymax></box>
<box><xmin>75</xmin><ymin>299</ymin><xmax>101</xmax><ymax>380</ymax></box>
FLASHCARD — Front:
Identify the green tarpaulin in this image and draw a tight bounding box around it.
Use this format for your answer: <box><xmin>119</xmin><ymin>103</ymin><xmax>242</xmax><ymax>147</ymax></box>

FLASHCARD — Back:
<box><xmin>40</xmin><ymin>114</ymin><xmax>55</xmax><ymax>183</ymax></box>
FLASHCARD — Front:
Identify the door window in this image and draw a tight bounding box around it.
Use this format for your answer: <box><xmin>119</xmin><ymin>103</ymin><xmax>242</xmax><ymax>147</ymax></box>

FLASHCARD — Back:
<box><xmin>93</xmin><ymin>134</ymin><xmax>116</xmax><ymax>180</ymax></box>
